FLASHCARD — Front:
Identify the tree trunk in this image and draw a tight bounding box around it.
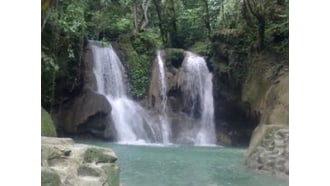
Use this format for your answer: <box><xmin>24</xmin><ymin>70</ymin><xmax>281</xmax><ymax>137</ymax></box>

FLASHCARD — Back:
<box><xmin>202</xmin><ymin>0</ymin><xmax>212</xmax><ymax>39</ymax></box>
<box><xmin>138</xmin><ymin>0</ymin><xmax>151</xmax><ymax>30</ymax></box>
<box><xmin>169</xmin><ymin>0</ymin><xmax>178</xmax><ymax>47</ymax></box>
<box><xmin>133</xmin><ymin>0</ymin><xmax>138</xmax><ymax>32</ymax></box>
<box><xmin>152</xmin><ymin>0</ymin><xmax>167</xmax><ymax>44</ymax></box>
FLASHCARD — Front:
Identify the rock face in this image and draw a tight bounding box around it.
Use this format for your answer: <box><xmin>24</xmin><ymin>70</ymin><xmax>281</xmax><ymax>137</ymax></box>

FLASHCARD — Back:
<box><xmin>211</xmin><ymin>29</ymin><xmax>289</xmax><ymax>146</ymax></box>
<box><xmin>244</xmin><ymin>125</ymin><xmax>289</xmax><ymax>176</ymax></box>
<box><xmin>209</xmin><ymin>30</ymin><xmax>260</xmax><ymax>145</ymax></box>
<box><xmin>52</xmin><ymin>89</ymin><xmax>113</xmax><ymax>139</ymax></box>
<box><xmin>51</xmin><ymin>41</ymin><xmax>115</xmax><ymax>140</ymax></box>
<box><xmin>240</xmin><ymin>53</ymin><xmax>289</xmax><ymax>177</ymax></box>
<box><xmin>148</xmin><ymin>49</ymin><xmax>190</xmax><ymax>143</ymax></box>
<box><xmin>148</xmin><ymin>48</ymin><xmax>185</xmax><ymax>113</ymax></box>
<box><xmin>41</xmin><ymin>137</ymin><xmax>120</xmax><ymax>186</ymax></box>
<box><xmin>241</xmin><ymin>54</ymin><xmax>289</xmax><ymax>124</ymax></box>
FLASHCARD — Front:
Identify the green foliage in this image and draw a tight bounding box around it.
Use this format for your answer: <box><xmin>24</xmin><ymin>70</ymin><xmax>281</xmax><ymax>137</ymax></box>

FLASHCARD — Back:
<box><xmin>59</xmin><ymin>4</ymin><xmax>86</xmax><ymax>33</ymax></box>
<box><xmin>41</xmin><ymin>52</ymin><xmax>59</xmax><ymax>110</ymax></box>
<box><xmin>189</xmin><ymin>41</ymin><xmax>211</xmax><ymax>56</ymax></box>
<box><xmin>264</xmin><ymin>3</ymin><xmax>289</xmax><ymax>55</ymax></box>
<box><xmin>114</xmin><ymin>27</ymin><xmax>162</xmax><ymax>99</ymax></box>
<box><xmin>128</xmin><ymin>54</ymin><xmax>150</xmax><ymax>98</ymax></box>
<box><xmin>118</xmin><ymin>34</ymin><xmax>153</xmax><ymax>98</ymax></box>
<box><xmin>176</xmin><ymin>6</ymin><xmax>206</xmax><ymax>47</ymax></box>
<box><xmin>164</xmin><ymin>48</ymin><xmax>185</xmax><ymax>67</ymax></box>
<box><xmin>41</xmin><ymin>0</ymin><xmax>288</xmax><ymax>108</ymax></box>
<box><xmin>132</xmin><ymin>28</ymin><xmax>162</xmax><ymax>55</ymax></box>
<box><xmin>218</xmin><ymin>0</ymin><xmax>243</xmax><ymax>29</ymax></box>
<box><xmin>41</xmin><ymin>107</ymin><xmax>57</xmax><ymax>137</ymax></box>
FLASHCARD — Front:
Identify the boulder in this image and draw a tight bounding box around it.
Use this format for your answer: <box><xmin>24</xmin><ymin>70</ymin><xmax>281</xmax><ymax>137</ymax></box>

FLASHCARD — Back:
<box><xmin>52</xmin><ymin>88</ymin><xmax>113</xmax><ymax>139</ymax></box>
<box><xmin>244</xmin><ymin>124</ymin><xmax>289</xmax><ymax>177</ymax></box>
<box><xmin>41</xmin><ymin>137</ymin><xmax>120</xmax><ymax>186</ymax></box>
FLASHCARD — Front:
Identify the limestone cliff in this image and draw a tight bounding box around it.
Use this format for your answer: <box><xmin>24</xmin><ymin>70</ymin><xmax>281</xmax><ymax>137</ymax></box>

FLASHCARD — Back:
<box><xmin>242</xmin><ymin>53</ymin><xmax>289</xmax><ymax>124</ymax></box>
<box><xmin>241</xmin><ymin>53</ymin><xmax>289</xmax><ymax>176</ymax></box>
<box><xmin>211</xmin><ymin>27</ymin><xmax>288</xmax><ymax>176</ymax></box>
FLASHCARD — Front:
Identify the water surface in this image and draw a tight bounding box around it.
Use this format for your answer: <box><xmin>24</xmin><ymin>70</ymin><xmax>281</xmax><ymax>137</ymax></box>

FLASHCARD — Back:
<box><xmin>77</xmin><ymin>140</ymin><xmax>288</xmax><ymax>186</ymax></box>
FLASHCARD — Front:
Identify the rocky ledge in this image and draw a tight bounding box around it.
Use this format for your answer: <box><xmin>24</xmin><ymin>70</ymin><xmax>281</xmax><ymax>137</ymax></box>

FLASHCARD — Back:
<box><xmin>41</xmin><ymin>137</ymin><xmax>120</xmax><ymax>186</ymax></box>
<box><xmin>244</xmin><ymin>124</ymin><xmax>289</xmax><ymax>177</ymax></box>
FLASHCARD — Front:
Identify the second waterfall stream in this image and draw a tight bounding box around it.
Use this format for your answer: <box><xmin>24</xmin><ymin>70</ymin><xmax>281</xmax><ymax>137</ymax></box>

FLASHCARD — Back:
<box><xmin>90</xmin><ymin>41</ymin><xmax>216</xmax><ymax>145</ymax></box>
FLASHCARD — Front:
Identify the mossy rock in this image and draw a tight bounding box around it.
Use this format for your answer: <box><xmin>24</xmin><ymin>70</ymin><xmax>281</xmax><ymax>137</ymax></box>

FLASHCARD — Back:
<box><xmin>102</xmin><ymin>164</ymin><xmax>120</xmax><ymax>186</ymax></box>
<box><xmin>164</xmin><ymin>48</ymin><xmax>185</xmax><ymax>68</ymax></box>
<box><xmin>84</xmin><ymin>148</ymin><xmax>117</xmax><ymax>164</ymax></box>
<box><xmin>189</xmin><ymin>41</ymin><xmax>211</xmax><ymax>56</ymax></box>
<box><xmin>41</xmin><ymin>107</ymin><xmax>57</xmax><ymax>137</ymax></box>
<box><xmin>41</xmin><ymin>168</ymin><xmax>61</xmax><ymax>186</ymax></box>
<box><xmin>77</xmin><ymin>165</ymin><xmax>101</xmax><ymax>177</ymax></box>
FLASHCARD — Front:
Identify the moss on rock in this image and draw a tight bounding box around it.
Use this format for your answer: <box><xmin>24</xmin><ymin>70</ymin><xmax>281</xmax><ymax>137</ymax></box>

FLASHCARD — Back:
<box><xmin>102</xmin><ymin>164</ymin><xmax>120</xmax><ymax>186</ymax></box>
<box><xmin>164</xmin><ymin>48</ymin><xmax>185</xmax><ymax>68</ymax></box>
<box><xmin>41</xmin><ymin>168</ymin><xmax>61</xmax><ymax>186</ymax></box>
<box><xmin>41</xmin><ymin>107</ymin><xmax>57</xmax><ymax>137</ymax></box>
<box><xmin>117</xmin><ymin>34</ymin><xmax>152</xmax><ymax>98</ymax></box>
<box><xmin>84</xmin><ymin>148</ymin><xmax>117</xmax><ymax>164</ymax></box>
<box><xmin>189</xmin><ymin>41</ymin><xmax>211</xmax><ymax>56</ymax></box>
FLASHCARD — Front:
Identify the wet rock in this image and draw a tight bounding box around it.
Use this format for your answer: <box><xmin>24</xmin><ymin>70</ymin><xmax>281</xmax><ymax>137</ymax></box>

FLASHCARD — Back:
<box><xmin>245</xmin><ymin>125</ymin><xmax>288</xmax><ymax>177</ymax></box>
<box><xmin>41</xmin><ymin>137</ymin><xmax>120</xmax><ymax>186</ymax></box>
<box><xmin>41</xmin><ymin>168</ymin><xmax>61</xmax><ymax>186</ymax></box>
<box><xmin>52</xmin><ymin>89</ymin><xmax>113</xmax><ymax>139</ymax></box>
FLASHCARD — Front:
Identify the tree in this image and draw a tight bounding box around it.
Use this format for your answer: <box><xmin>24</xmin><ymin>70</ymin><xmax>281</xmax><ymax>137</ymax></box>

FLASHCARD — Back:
<box><xmin>241</xmin><ymin>0</ymin><xmax>288</xmax><ymax>50</ymax></box>
<box><xmin>201</xmin><ymin>0</ymin><xmax>212</xmax><ymax>39</ymax></box>
<box><xmin>133</xmin><ymin>0</ymin><xmax>152</xmax><ymax>32</ymax></box>
<box><xmin>152</xmin><ymin>0</ymin><xmax>168</xmax><ymax>44</ymax></box>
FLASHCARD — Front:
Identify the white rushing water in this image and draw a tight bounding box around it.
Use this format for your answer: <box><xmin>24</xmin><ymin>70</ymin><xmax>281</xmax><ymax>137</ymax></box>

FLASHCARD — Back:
<box><xmin>91</xmin><ymin>42</ymin><xmax>158</xmax><ymax>144</ymax></box>
<box><xmin>156</xmin><ymin>50</ymin><xmax>171</xmax><ymax>144</ymax></box>
<box><xmin>91</xmin><ymin>41</ymin><xmax>215</xmax><ymax>145</ymax></box>
<box><xmin>180</xmin><ymin>52</ymin><xmax>216</xmax><ymax>145</ymax></box>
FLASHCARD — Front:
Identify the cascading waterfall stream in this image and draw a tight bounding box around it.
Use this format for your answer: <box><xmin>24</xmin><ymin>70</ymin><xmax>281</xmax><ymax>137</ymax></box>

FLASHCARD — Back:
<box><xmin>91</xmin><ymin>42</ymin><xmax>158</xmax><ymax>144</ymax></box>
<box><xmin>180</xmin><ymin>52</ymin><xmax>216</xmax><ymax>145</ymax></box>
<box><xmin>90</xmin><ymin>41</ymin><xmax>215</xmax><ymax>145</ymax></box>
<box><xmin>156</xmin><ymin>50</ymin><xmax>171</xmax><ymax>144</ymax></box>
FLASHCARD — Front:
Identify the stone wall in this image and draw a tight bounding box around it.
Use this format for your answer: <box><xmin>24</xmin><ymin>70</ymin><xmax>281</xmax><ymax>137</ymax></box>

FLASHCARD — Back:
<box><xmin>41</xmin><ymin>137</ymin><xmax>120</xmax><ymax>186</ymax></box>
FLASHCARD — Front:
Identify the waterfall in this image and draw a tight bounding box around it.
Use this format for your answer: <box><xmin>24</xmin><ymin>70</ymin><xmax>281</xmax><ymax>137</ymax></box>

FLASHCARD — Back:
<box><xmin>91</xmin><ymin>42</ymin><xmax>158</xmax><ymax>144</ymax></box>
<box><xmin>156</xmin><ymin>50</ymin><xmax>171</xmax><ymax>144</ymax></box>
<box><xmin>180</xmin><ymin>52</ymin><xmax>216</xmax><ymax>145</ymax></box>
<box><xmin>90</xmin><ymin>41</ymin><xmax>216</xmax><ymax>145</ymax></box>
